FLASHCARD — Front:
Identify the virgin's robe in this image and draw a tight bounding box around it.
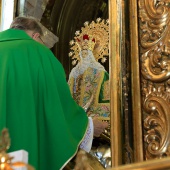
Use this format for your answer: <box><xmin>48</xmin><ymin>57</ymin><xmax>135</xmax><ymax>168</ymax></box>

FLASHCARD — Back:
<box><xmin>68</xmin><ymin>67</ymin><xmax>110</xmax><ymax>118</ymax></box>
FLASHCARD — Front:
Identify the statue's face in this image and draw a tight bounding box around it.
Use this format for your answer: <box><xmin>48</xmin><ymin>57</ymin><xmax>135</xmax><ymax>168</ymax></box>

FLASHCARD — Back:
<box><xmin>81</xmin><ymin>50</ymin><xmax>88</xmax><ymax>58</ymax></box>
<box><xmin>82</xmin><ymin>40</ymin><xmax>88</xmax><ymax>50</ymax></box>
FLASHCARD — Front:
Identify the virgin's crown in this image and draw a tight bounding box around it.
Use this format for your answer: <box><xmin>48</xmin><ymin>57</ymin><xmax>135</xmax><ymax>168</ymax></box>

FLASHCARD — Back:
<box><xmin>76</xmin><ymin>34</ymin><xmax>96</xmax><ymax>51</ymax></box>
<box><xmin>69</xmin><ymin>18</ymin><xmax>109</xmax><ymax>65</ymax></box>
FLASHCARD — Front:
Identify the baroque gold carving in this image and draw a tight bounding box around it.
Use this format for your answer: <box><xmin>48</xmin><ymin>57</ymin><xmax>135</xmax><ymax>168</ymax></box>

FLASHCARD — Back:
<box><xmin>139</xmin><ymin>0</ymin><xmax>170</xmax><ymax>82</ymax></box>
<box><xmin>139</xmin><ymin>0</ymin><xmax>170</xmax><ymax>159</ymax></box>
<box><xmin>142</xmin><ymin>81</ymin><xmax>170</xmax><ymax>158</ymax></box>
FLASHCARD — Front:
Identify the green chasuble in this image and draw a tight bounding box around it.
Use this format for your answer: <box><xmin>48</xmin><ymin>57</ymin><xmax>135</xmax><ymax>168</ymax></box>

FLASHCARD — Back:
<box><xmin>0</xmin><ymin>29</ymin><xmax>88</xmax><ymax>170</ymax></box>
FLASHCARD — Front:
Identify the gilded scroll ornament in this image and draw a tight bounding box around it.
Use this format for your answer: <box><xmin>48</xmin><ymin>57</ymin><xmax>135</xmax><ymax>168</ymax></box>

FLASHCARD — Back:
<box><xmin>139</xmin><ymin>0</ymin><xmax>170</xmax><ymax>159</ymax></box>
<box><xmin>143</xmin><ymin>82</ymin><xmax>170</xmax><ymax>158</ymax></box>
<box><xmin>139</xmin><ymin>0</ymin><xmax>170</xmax><ymax>82</ymax></box>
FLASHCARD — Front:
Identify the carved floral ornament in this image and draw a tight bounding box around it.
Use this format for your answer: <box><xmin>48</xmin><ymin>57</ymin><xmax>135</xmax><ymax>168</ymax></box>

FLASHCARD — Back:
<box><xmin>139</xmin><ymin>0</ymin><xmax>170</xmax><ymax>159</ymax></box>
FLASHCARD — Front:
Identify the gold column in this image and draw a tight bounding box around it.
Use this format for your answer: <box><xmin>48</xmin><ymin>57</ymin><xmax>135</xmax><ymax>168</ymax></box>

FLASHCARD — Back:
<box><xmin>129</xmin><ymin>0</ymin><xmax>143</xmax><ymax>162</ymax></box>
<box><xmin>109</xmin><ymin>0</ymin><xmax>122</xmax><ymax>167</ymax></box>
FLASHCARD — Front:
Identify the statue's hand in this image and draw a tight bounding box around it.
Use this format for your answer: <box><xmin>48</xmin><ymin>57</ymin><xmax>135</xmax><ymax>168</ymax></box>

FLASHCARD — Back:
<box><xmin>92</xmin><ymin>117</ymin><xmax>108</xmax><ymax>137</ymax></box>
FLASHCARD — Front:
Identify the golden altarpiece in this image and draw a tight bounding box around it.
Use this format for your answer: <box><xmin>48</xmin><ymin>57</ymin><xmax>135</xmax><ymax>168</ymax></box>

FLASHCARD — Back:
<box><xmin>2</xmin><ymin>0</ymin><xmax>170</xmax><ymax>169</ymax></box>
<box><xmin>110</xmin><ymin>0</ymin><xmax>170</xmax><ymax>169</ymax></box>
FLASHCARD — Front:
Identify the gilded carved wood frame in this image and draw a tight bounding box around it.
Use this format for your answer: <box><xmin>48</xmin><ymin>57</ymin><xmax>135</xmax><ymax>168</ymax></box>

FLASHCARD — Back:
<box><xmin>110</xmin><ymin>0</ymin><xmax>170</xmax><ymax>168</ymax></box>
<box><xmin>110</xmin><ymin>0</ymin><xmax>143</xmax><ymax>167</ymax></box>
<box><xmin>138</xmin><ymin>0</ymin><xmax>170</xmax><ymax>160</ymax></box>
<box><xmin>129</xmin><ymin>0</ymin><xmax>144</xmax><ymax>163</ymax></box>
<box><xmin>109</xmin><ymin>0</ymin><xmax>122</xmax><ymax>167</ymax></box>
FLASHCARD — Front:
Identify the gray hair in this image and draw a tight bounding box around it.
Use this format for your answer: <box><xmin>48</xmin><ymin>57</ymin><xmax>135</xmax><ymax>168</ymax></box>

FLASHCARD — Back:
<box><xmin>10</xmin><ymin>16</ymin><xmax>43</xmax><ymax>36</ymax></box>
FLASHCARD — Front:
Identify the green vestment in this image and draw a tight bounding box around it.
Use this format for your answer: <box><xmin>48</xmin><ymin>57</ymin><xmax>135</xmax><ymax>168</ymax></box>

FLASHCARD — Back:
<box><xmin>0</xmin><ymin>29</ymin><xmax>88</xmax><ymax>170</ymax></box>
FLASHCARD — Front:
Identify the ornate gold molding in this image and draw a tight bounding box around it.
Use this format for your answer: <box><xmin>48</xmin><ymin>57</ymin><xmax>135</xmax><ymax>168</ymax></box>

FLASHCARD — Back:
<box><xmin>130</xmin><ymin>0</ymin><xmax>144</xmax><ymax>163</ymax></box>
<box><xmin>109</xmin><ymin>0</ymin><xmax>122</xmax><ymax>166</ymax></box>
<box><xmin>139</xmin><ymin>0</ymin><xmax>170</xmax><ymax>82</ymax></box>
<box><xmin>139</xmin><ymin>0</ymin><xmax>170</xmax><ymax>159</ymax></box>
